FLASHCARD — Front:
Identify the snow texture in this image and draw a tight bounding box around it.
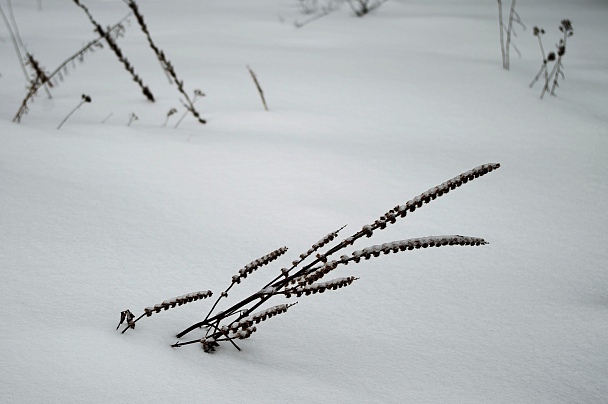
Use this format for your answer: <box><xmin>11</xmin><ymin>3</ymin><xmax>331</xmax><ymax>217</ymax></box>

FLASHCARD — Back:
<box><xmin>1</xmin><ymin>0</ymin><xmax>608</xmax><ymax>403</ymax></box>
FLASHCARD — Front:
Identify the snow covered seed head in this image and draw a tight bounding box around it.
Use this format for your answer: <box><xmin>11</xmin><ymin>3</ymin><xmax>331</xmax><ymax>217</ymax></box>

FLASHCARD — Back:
<box><xmin>290</xmin><ymin>226</ymin><xmax>346</xmax><ymax>269</ymax></box>
<box><xmin>286</xmin><ymin>277</ymin><xmax>358</xmax><ymax>297</ymax></box>
<box><xmin>560</xmin><ymin>19</ymin><xmax>573</xmax><ymax>34</ymax></box>
<box><xmin>348</xmin><ymin>236</ymin><xmax>487</xmax><ymax>263</ymax></box>
<box><xmin>142</xmin><ymin>290</ymin><xmax>212</xmax><ymax>317</ymax></box>
<box><xmin>388</xmin><ymin>164</ymin><xmax>500</xmax><ymax>221</ymax></box>
<box><xmin>232</xmin><ymin>246</ymin><xmax>288</xmax><ymax>284</ymax></box>
<box><xmin>533</xmin><ymin>26</ymin><xmax>545</xmax><ymax>36</ymax></box>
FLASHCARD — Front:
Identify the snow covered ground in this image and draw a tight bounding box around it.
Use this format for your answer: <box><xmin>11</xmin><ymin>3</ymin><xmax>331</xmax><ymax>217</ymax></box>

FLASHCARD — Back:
<box><xmin>1</xmin><ymin>0</ymin><xmax>607</xmax><ymax>402</ymax></box>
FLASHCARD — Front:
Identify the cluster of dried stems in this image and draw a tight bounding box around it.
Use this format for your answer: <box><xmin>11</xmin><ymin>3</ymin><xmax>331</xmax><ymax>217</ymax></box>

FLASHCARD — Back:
<box><xmin>124</xmin><ymin>0</ymin><xmax>206</xmax><ymax>125</ymax></box>
<box><xmin>13</xmin><ymin>13</ymin><xmax>130</xmax><ymax>123</ymax></box>
<box><xmin>118</xmin><ymin>163</ymin><xmax>500</xmax><ymax>353</ymax></box>
<box><xmin>295</xmin><ymin>0</ymin><xmax>387</xmax><ymax>28</ymax></box>
<box><xmin>72</xmin><ymin>0</ymin><xmax>154</xmax><ymax>102</ymax></box>
<box><xmin>530</xmin><ymin>20</ymin><xmax>574</xmax><ymax>99</ymax></box>
<box><xmin>12</xmin><ymin>1</ymin><xmax>206</xmax><ymax>126</ymax></box>
<box><xmin>496</xmin><ymin>0</ymin><xmax>525</xmax><ymax>70</ymax></box>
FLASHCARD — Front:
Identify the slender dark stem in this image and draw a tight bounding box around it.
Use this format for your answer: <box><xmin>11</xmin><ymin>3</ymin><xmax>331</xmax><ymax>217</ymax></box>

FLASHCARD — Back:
<box><xmin>550</xmin><ymin>34</ymin><xmax>568</xmax><ymax>96</ymax></box>
<box><xmin>174</xmin><ymin>164</ymin><xmax>500</xmax><ymax>343</ymax></box>
<box><xmin>120</xmin><ymin>313</ymin><xmax>145</xmax><ymax>334</ymax></box>
<box><xmin>48</xmin><ymin>13</ymin><xmax>131</xmax><ymax>82</ymax></box>
<box><xmin>247</xmin><ymin>65</ymin><xmax>268</xmax><ymax>111</ymax></box>
<box><xmin>124</xmin><ymin>0</ymin><xmax>205</xmax><ymax>123</ymax></box>
<box><xmin>541</xmin><ymin>58</ymin><xmax>559</xmax><ymax>99</ymax></box>
<box><xmin>72</xmin><ymin>0</ymin><xmax>154</xmax><ymax>102</ymax></box>
<box><xmin>504</xmin><ymin>0</ymin><xmax>517</xmax><ymax>70</ymax></box>
<box><xmin>57</xmin><ymin>99</ymin><xmax>86</xmax><ymax>129</ymax></box>
<box><xmin>0</xmin><ymin>5</ymin><xmax>29</xmax><ymax>81</ymax></box>
<box><xmin>497</xmin><ymin>0</ymin><xmax>506</xmax><ymax>69</ymax></box>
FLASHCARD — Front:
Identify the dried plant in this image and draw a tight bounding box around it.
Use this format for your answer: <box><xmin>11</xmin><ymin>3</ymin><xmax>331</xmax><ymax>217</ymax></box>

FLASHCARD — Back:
<box><xmin>26</xmin><ymin>53</ymin><xmax>53</xmax><ymax>98</ymax></box>
<box><xmin>57</xmin><ymin>94</ymin><xmax>92</xmax><ymax>129</ymax></box>
<box><xmin>0</xmin><ymin>4</ymin><xmax>28</xmax><ymax>82</ymax></box>
<box><xmin>294</xmin><ymin>0</ymin><xmax>341</xmax><ymax>27</ymax></box>
<box><xmin>12</xmin><ymin>14</ymin><xmax>130</xmax><ymax>123</ymax></box>
<box><xmin>177</xmin><ymin>89</ymin><xmax>205</xmax><ymax>130</ymax></box>
<box><xmin>247</xmin><ymin>65</ymin><xmax>268</xmax><ymax>111</ymax></box>
<box><xmin>496</xmin><ymin>0</ymin><xmax>525</xmax><ymax>70</ymax></box>
<box><xmin>101</xmin><ymin>113</ymin><xmax>113</xmax><ymax>124</ymax></box>
<box><xmin>124</xmin><ymin>0</ymin><xmax>206</xmax><ymax>125</ymax></box>
<box><xmin>162</xmin><ymin>108</ymin><xmax>177</xmax><ymax>127</ymax></box>
<box><xmin>345</xmin><ymin>0</ymin><xmax>387</xmax><ymax>17</ymax></box>
<box><xmin>529</xmin><ymin>26</ymin><xmax>552</xmax><ymax>88</ymax></box>
<box><xmin>127</xmin><ymin>112</ymin><xmax>139</xmax><ymax>126</ymax></box>
<box><xmin>536</xmin><ymin>20</ymin><xmax>573</xmax><ymax>99</ymax></box>
<box><xmin>119</xmin><ymin>163</ymin><xmax>500</xmax><ymax>353</ymax></box>
<box><xmin>72</xmin><ymin>0</ymin><xmax>154</xmax><ymax>102</ymax></box>
<box><xmin>294</xmin><ymin>0</ymin><xmax>384</xmax><ymax>27</ymax></box>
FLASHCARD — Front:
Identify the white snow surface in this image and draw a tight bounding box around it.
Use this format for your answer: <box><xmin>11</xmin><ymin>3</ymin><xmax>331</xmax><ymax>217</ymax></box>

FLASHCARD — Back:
<box><xmin>1</xmin><ymin>0</ymin><xmax>608</xmax><ymax>402</ymax></box>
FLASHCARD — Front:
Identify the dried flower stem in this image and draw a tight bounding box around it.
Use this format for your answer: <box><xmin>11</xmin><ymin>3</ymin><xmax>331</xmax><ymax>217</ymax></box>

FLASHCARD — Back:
<box><xmin>72</xmin><ymin>0</ymin><xmax>154</xmax><ymax>102</ymax></box>
<box><xmin>0</xmin><ymin>5</ymin><xmax>29</xmax><ymax>81</ymax></box>
<box><xmin>173</xmin><ymin>164</ymin><xmax>500</xmax><ymax>344</ymax></box>
<box><xmin>247</xmin><ymin>65</ymin><xmax>268</xmax><ymax>111</ymax></box>
<box><xmin>57</xmin><ymin>94</ymin><xmax>92</xmax><ymax>129</ymax></box>
<box><xmin>124</xmin><ymin>0</ymin><xmax>205</xmax><ymax>124</ymax></box>
<box><xmin>120</xmin><ymin>290</ymin><xmax>213</xmax><ymax>334</ymax></box>
<box><xmin>13</xmin><ymin>14</ymin><xmax>130</xmax><ymax>123</ymax></box>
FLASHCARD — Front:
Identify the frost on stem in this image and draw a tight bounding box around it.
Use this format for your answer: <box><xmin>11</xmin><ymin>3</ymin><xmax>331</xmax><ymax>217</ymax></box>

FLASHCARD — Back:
<box><xmin>284</xmin><ymin>277</ymin><xmax>358</xmax><ymax>298</ymax></box>
<box><xmin>119</xmin><ymin>290</ymin><xmax>212</xmax><ymax>334</ymax></box>
<box><xmin>219</xmin><ymin>303</ymin><xmax>296</xmax><ymax>334</ymax></box>
<box><xmin>232</xmin><ymin>246</ymin><xmax>288</xmax><ymax>284</ymax></box>
<box><xmin>121</xmin><ymin>163</ymin><xmax>501</xmax><ymax>354</ymax></box>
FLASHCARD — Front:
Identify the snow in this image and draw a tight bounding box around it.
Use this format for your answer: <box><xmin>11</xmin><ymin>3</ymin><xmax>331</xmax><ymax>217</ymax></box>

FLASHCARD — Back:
<box><xmin>1</xmin><ymin>0</ymin><xmax>608</xmax><ymax>402</ymax></box>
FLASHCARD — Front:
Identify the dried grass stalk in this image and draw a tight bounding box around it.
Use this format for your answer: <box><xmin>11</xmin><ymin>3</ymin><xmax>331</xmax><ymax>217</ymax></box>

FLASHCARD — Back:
<box><xmin>121</xmin><ymin>163</ymin><xmax>501</xmax><ymax>354</ymax></box>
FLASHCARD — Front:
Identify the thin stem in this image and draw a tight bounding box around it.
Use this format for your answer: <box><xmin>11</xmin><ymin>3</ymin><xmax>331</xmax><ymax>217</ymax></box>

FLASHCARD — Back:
<box><xmin>57</xmin><ymin>99</ymin><xmax>85</xmax><ymax>130</ymax></box>
<box><xmin>124</xmin><ymin>0</ymin><xmax>205</xmax><ymax>123</ymax></box>
<box><xmin>497</xmin><ymin>0</ymin><xmax>506</xmax><ymax>69</ymax></box>
<box><xmin>529</xmin><ymin>63</ymin><xmax>546</xmax><ymax>88</ymax></box>
<box><xmin>0</xmin><ymin>5</ymin><xmax>29</xmax><ymax>81</ymax></box>
<box><xmin>541</xmin><ymin>61</ymin><xmax>558</xmax><ymax>99</ymax></box>
<box><xmin>6</xmin><ymin>0</ymin><xmax>24</xmax><ymax>48</ymax></box>
<box><xmin>72</xmin><ymin>0</ymin><xmax>154</xmax><ymax>102</ymax></box>
<box><xmin>120</xmin><ymin>313</ymin><xmax>145</xmax><ymax>334</ymax></box>
<box><xmin>550</xmin><ymin>34</ymin><xmax>568</xmax><ymax>96</ymax></box>
<box><xmin>101</xmin><ymin>113</ymin><xmax>113</xmax><ymax>123</ymax></box>
<box><xmin>247</xmin><ymin>65</ymin><xmax>268</xmax><ymax>111</ymax></box>
<box><xmin>504</xmin><ymin>0</ymin><xmax>517</xmax><ymax>70</ymax></box>
<box><xmin>48</xmin><ymin>13</ymin><xmax>131</xmax><ymax>82</ymax></box>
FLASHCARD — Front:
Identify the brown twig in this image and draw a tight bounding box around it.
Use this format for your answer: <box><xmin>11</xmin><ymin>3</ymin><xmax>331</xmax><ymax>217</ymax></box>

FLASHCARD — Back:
<box><xmin>124</xmin><ymin>0</ymin><xmax>206</xmax><ymax>124</ymax></box>
<box><xmin>72</xmin><ymin>0</ymin><xmax>154</xmax><ymax>102</ymax></box>
<box><xmin>247</xmin><ymin>65</ymin><xmax>269</xmax><ymax>111</ymax></box>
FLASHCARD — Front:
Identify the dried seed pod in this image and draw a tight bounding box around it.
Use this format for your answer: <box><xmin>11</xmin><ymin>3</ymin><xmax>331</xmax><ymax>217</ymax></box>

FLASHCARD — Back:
<box><xmin>288</xmin><ymin>225</ymin><xmax>347</xmax><ymax>271</ymax></box>
<box><xmin>285</xmin><ymin>277</ymin><xmax>359</xmax><ymax>297</ymax></box>
<box><xmin>343</xmin><ymin>236</ymin><xmax>487</xmax><ymax>266</ymax></box>
<box><xmin>233</xmin><ymin>246</ymin><xmax>288</xmax><ymax>284</ymax></box>
<box><xmin>141</xmin><ymin>290</ymin><xmax>212</xmax><ymax>319</ymax></box>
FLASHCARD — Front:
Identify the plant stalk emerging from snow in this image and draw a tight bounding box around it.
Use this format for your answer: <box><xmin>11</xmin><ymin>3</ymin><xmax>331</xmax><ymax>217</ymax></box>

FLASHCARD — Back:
<box><xmin>13</xmin><ymin>13</ymin><xmax>130</xmax><ymax>123</ymax></box>
<box><xmin>124</xmin><ymin>0</ymin><xmax>206</xmax><ymax>125</ymax></box>
<box><xmin>247</xmin><ymin>65</ymin><xmax>269</xmax><ymax>111</ymax></box>
<box><xmin>539</xmin><ymin>20</ymin><xmax>573</xmax><ymax>99</ymax></box>
<box><xmin>57</xmin><ymin>94</ymin><xmax>91</xmax><ymax>129</ymax></box>
<box><xmin>496</xmin><ymin>0</ymin><xmax>524</xmax><ymax>70</ymax></box>
<box><xmin>119</xmin><ymin>163</ymin><xmax>500</xmax><ymax>353</ymax></box>
<box><xmin>72</xmin><ymin>0</ymin><xmax>155</xmax><ymax>102</ymax></box>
